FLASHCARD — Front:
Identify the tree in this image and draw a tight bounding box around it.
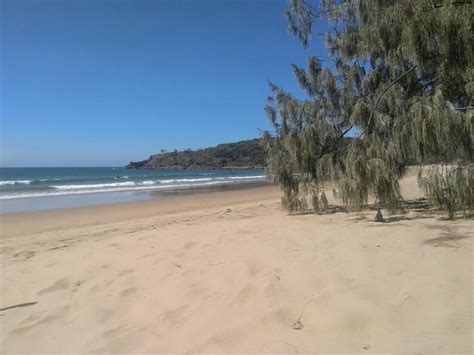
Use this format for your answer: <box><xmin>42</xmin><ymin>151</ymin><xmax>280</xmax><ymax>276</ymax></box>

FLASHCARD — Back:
<box><xmin>263</xmin><ymin>0</ymin><xmax>473</xmax><ymax>219</ymax></box>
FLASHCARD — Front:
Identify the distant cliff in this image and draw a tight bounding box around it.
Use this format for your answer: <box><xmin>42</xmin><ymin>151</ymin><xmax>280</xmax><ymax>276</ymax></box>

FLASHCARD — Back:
<box><xmin>126</xmin><ymin>139</ymin><xmax>266</xmax><ymax>169</ymax></box>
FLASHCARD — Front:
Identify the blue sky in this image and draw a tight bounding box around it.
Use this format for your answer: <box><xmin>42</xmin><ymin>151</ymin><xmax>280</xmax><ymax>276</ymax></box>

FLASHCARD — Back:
<box><xmin>1</xmin><ymin>0</ymin><xmax>327</xmax><ymax>167</ymax></box>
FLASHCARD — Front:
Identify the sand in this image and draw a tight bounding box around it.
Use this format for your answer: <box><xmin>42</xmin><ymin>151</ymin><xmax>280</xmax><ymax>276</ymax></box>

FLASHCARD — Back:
<box><xmin>0</xmin><ymin>174</ymin><xmax>473</xmax><ymax>353</ymax></box>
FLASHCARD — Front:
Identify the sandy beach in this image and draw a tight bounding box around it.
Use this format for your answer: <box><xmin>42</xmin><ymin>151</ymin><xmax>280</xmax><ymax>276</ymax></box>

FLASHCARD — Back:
<box><xmin>0</xmin><ymin>173</ymin><xmax>472</xmax><ymax>353</ymax></box>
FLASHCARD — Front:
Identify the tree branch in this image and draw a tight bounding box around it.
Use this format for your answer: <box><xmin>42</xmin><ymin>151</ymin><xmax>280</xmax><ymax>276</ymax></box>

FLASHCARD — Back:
<box><xmin>455</xmin><ymin>106</ymin><xmax>474</xmax><ymax>111</ymax></box>
<box><xmin>432</xmin><ymin>1</ymin><xmax>472</xmax><ymax>9</ymax></box>
<box><xmin>300</xmin><ymin>0</ymin><xmax>320</xmax><ymax>17</ymax></box>
<box><xmin>367</xmin><ymin>65</ymin><xmax>417</xmax><ymax>135</ymax></box>
<box><xmin>339</xmin><ymin>124</ymin><xmax>354</xmax><ymax>138</ymax></box>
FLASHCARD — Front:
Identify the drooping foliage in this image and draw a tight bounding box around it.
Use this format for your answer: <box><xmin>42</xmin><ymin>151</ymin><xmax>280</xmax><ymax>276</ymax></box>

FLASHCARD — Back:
<box><xmin>263</xmin><ymin>0</ymin><xmax>473</xmax><ymax>218</ymax></box>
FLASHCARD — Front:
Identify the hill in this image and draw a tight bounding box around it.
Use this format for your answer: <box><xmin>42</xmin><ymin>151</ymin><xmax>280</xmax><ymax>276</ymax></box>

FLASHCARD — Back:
<box><xmin>126</xmin><ymin>139</ymin><xmax>266</xmax><ymax>169</ymax></box>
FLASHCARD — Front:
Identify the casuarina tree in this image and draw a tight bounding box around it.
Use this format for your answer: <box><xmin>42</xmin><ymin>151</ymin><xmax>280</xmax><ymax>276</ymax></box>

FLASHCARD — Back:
<box><xmin>263</xmin><ymin>0</ymin><xmax>473</xmax><ymax>219</ymax></box>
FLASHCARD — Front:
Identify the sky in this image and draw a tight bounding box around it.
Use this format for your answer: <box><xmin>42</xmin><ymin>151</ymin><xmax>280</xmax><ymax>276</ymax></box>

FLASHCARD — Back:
<box><xmin>1</xmin><ymin>0</ymin><xmax>327</xmax><ymax>167</ymax></box>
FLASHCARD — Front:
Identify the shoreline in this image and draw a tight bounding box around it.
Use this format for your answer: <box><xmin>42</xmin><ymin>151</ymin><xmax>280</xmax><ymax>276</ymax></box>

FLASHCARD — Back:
<box><xmin>0</xmin><ymin>179</ymin><xmax>271</xmax><ymax>215</ymax></box>
<box><xmin>0</xmin><ymin>183</ymin><xmax>280</xmax><ymax>238</ymax></box>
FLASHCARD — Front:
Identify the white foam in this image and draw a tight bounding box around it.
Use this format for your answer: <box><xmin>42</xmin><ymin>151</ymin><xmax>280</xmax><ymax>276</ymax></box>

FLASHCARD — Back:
<box><xmin>52</xmin><ymin>182</ymin><xmax>137</xmax><ymax>190</ymax></box>
<box><xmin>159</xmin><ymin>178</ymin><xmax>213</xmax><ymax>184</ymax></box>
<box><xmin>0</xmin><ymin>175</ymin><xmax>267</xmax><ymax>200</ymax></box>
<box><xmin>0</xmin><ymin>180</ymin><xmax>32</xmax><ymax>186</ymax></box>
<box><xmin>0</xmin><ymin>180</ymin><xmax>231</xmax><ymax>199</ymax></box>
<box><xmin>221</xmin><ymin>175</ymin><xmax>266</xmax><ymax>180</ymax></box>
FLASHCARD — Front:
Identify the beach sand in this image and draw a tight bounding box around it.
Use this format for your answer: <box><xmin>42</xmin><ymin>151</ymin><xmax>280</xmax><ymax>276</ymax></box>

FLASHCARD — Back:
<box><xmin>1</xmin><ymin>172</ymin><xmax>472</xmax><ymax>353</ymax></box>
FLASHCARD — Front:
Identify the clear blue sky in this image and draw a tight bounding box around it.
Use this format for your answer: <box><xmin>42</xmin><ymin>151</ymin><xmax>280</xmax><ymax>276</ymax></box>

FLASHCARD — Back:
<box><xmin>1</xmin><ymin>0</ymin><xmax>327</xmax><ymax>167</ymax></box>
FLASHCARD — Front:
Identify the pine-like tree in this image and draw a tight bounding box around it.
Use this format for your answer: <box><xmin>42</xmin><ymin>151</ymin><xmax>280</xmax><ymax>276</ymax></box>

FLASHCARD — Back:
<box><xmin>263</xmin><ymin>0</ymin><xmax>473</xmax><ymax>219</ymax></box>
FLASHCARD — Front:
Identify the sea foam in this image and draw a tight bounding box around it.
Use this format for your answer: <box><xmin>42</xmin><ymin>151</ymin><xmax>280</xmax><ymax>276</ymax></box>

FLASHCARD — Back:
<box><xmin>0</xmin><ymin>174</ymin><xmax>266</xmax><ymax>200</ymax></box>
<box><xmin>0</xmin><ymin>180</ymin><xmax>32</xmax><ymax>186</ymax></box>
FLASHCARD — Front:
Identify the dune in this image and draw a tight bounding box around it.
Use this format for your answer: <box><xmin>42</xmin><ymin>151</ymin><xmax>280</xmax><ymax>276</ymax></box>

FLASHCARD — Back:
<box><xmin>0</xmin><ymin>175</ymin><xmax>472</xmax><ymax>353</ymax></box>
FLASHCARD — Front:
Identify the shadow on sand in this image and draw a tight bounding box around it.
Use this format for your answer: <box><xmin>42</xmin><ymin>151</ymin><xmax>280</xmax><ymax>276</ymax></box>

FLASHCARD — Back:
<box><xmin>289</xmin><ymin>197</ymin><xmax>440</xmax><ymax>224</ymax></box>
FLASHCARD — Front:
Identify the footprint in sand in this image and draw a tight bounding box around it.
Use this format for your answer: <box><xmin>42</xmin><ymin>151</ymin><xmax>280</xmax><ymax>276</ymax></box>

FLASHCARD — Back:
<box><xmin>161</xmin><ymin>305</ymin><xmax>189</xmax><ymax>325</ymax></box>
<box><xmin>37</xmin><ymin>278</ymin><xmax>69</xmax><ymax>296</ymax></box>
<box><xmin>247</xmin><ymin>261</ymin><xmax>261</xmax><ymax>277</ymax></box>
<box><xmin>117</xmin><ymin>269</ymin><xmax>134</xmax><ymax>277</ymax></box>
<box><xmin>121</xmin><ymin>287</ymin><xmax>137</xmax><ymax>297</ymax></box>
<box><xmin>19</xmin><ymin>314</ymin><xmax>41</xmax><ymax>326</ymax></box>
<box><xmin>345</xmin><ymin>313</ymin><xmax>370</xmax><ymax>332</ymax></box>
<box><xmin>12</xmin><ymin>315</ymin><xmax>61</xmax><ymax>335</ymax></box>
<box><xmin>184</xmin><ymin>241</ymin><xmax>198</xmax><ymax>249</ymax></box>
<box><xmin>236</xmin><ymin>283</ymin><xmax>257</xmax><ymax>303</ymax></box>
<box><xmin>71</xmin><ymin>280</ymin><xmax>84</xmax><ymax>293</ymax></box>
<box><xmin>13</xmin><ymin>250</ymin><xmax>35</xmax><ymax>260</ymax></box>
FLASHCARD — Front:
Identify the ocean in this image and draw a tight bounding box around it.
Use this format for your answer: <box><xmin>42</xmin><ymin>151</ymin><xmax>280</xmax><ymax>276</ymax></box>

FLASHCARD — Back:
<box><xmin>0</xmin><ymin>167</ymin><xmax>266</xmax><ymax>213</ymax></box>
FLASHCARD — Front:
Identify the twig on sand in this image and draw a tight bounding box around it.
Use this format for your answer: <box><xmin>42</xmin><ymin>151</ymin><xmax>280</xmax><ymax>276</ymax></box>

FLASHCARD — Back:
<box><xmin>0</xmin><ymin>302</ymin><xmax>38</xmax><ymax>312</ymax></box>
<box><xmin>393</xmin><ymin>292</ymin><xmax>411</xmax><ymax>309</ymax></box>
<box><xmin>207</xmin><ymin>262</ymin><xmax>224</xmax><ymax>266</ymax></box>
<box><xmin>293</xmin><ymin>298</ymin><xmax>316</xmax><ymax>330</ymax></box>
<box><xmin>261</xmin><ymin>340</ymin><xmax>312</xmax><ymax>354</ymax></box>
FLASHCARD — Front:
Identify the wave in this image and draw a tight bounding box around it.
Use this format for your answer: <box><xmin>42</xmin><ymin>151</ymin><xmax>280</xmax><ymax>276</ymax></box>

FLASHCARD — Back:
<box><xmin>52</xmin><ymin>176</ymin><xmax>264</xmax><ymax>190</ymax></box>
<box><xmin>0</xmin><ymin>180</ymin><xmax>32</xmax><ymax>186</ymax></box>
<box><xmin>0</xmin><ymin>175</ymin><xmax>267</xmax><ymax>200</ymax></box>
<box><xmin>0</xmin><ymin>180</ymin><xmax>249</xmax><ymax>200</ymax></box>
<box><xmin>159</xmin><ymin>177</ymin><xmax>213</xmax><ymax>184</ymax></box>
<box><xmin>158</xmin><ymin>176</ymin><xmax>265</xmax><ymax>184</ymax></box>
<box><xmin>220</xmin><ymin>175</ymin><xmax>266</xmax><ymax>180</ymax></box>
<box><xmin>52</xmin><ymin>181</ymin><xmax>139</xmax><ymax>190</ymax></box>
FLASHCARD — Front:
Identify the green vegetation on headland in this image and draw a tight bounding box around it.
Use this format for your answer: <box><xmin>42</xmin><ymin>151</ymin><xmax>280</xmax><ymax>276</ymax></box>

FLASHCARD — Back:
<box><xmin>126</xmin><ymin>139</ymin><xmax>266</xmax><ymax>169</ymax></box>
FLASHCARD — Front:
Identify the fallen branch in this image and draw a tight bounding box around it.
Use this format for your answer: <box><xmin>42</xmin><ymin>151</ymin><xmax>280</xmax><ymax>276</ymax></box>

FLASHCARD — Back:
<box><xmin>0</xmin><ymin>302</ymin><xmax>38</xmax><ymax>312</ymax></box>
<box><xmin>207</xmin><ymin>262</ymin><xmax>224</xmax><ymax>266</ymax></box>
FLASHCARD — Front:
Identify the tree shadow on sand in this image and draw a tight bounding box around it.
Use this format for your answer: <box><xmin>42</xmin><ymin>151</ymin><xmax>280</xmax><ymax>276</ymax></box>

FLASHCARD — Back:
<box><xmin>367</xmin><ymin>198</ymin><xmax>436</xmax><ymax>224</ymax></box>
<box><xmin>289</xmin><ymin>197</ymin><xmax>441</xmax><ymax>223</ymax></box>
<box><xmin>288</xmin><ymin>205</ymin><xmax>347</xmax><ymax>216</ymax></box>
<box><xmin>422</xmin><ymin>233</ymin><xmax>469</xmax><ymax>248</ymax></box>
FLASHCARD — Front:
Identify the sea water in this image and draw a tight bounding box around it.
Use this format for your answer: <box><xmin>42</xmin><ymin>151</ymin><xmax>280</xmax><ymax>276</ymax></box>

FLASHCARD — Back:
<box><xmin>0</xmin><ymin>167</ymin><xmax>266</xmax><ymax>213</ymax></box>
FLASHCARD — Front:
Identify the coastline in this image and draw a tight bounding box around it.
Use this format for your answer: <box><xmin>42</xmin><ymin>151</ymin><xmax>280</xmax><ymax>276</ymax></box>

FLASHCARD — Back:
<box><xmin>0</xmin><ymin>183</ymin><xmax>279</xmax><ymax>238</ymax></box>
<box><xmin>0</xmin><ymin>178</ymin><xmax>270</xmax><ymax>214</ymax></box>
<box><xmin>1</xmin><ymin>178</ymin><xmax>472</xmax><ymax>353</ymax></box>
